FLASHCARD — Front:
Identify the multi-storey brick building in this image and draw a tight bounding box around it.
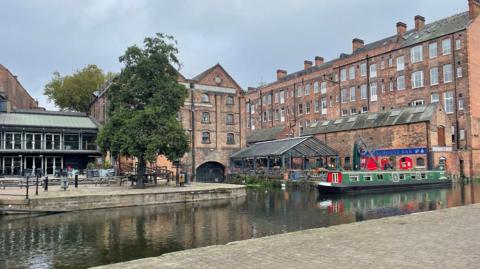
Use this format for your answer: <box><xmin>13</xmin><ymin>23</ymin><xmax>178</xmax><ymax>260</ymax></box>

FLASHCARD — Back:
<box><xmin>245</xmin><ymin>0</ymin><xmax>480</xmax><ymax>178</ymax></box>
<box><xmin>0</xmin><ymin>64</ymin><xmax>38</xmax><ymax>111</ymax></box>
<box><xmin>90</xmin><ymin>64</ymin><xmax>246</xmax><ymax>182</ymax></box>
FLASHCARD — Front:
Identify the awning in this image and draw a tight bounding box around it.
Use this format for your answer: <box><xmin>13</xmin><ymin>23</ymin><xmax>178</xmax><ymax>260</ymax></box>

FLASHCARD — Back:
<box><xmin>231</xmin><ymin>136</ymin><xmax>338</xmax><ymax>159</ymax></box>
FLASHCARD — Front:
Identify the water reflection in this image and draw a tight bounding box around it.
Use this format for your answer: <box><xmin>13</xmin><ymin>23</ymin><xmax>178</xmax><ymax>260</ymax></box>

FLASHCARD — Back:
<box><xmin>0</xmin><ymin>182</ymin><xmax>479</xmax><ymax>269</ymax></box>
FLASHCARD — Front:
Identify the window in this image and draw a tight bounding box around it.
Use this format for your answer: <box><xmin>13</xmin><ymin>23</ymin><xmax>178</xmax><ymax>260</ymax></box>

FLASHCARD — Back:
<box><xmin>460</xmin><ymin>129</ymin><xmax>465</xmax><ymax>140</ymax></box>
<box><xmin>82</xmin><ymin>134</ymin><xmax>97</xmax><ymax>150</ymax></box>
<box><xmin>305</xmin><ymin>83</ymin><xmax>311</xmax><ymax>95</ymax></box>
<box><xmin>452</xmin><ymin>125</ymin><xmax>456</xmax><ymax>143</ymax></box>
<box><xmin>349</xmin><ymin>66</ymin><xmax>355</xmax><ymax>80</ymax></box>
<box><xmin>442</xmin><ymin>38</ymin><xmax>451</xmax><ymax>55</ymax></box>
<box><xmin>262</xmin><ymin>111</ymin><xmax>267</xmax><ymax>122</ymax></box>
<box><xmin>226</xmin><ymin>95</ymin><xmax>234</xmax><ymax>105</ymax></box>
<box><xmin>342</xmin><ymin>109</ymin><xmax>348</xmax><ymax>117</ymax></box>
<box><xmin>64</xmin><ymin>134</ymin><xmax>79</xmax><ymax>150</ymax></box>
<box><xmin>350</xmin><ymin>87</ymin><xmax>356</xmax><ymax>101</ymax></box>
<box><xmin>364</xmin><ymin>175</ymin><xmax>373</xmax><ymax>181</ymax></box>
<box><xmin>430</xmin><ymin>67</ymin><xmax>439</xmax><ymax>85</ymax></box>
<box><xmin>5</xmin><ymin>133</ymin><xmax>22</xmax><ymax>149</ymax></box>
<box><xmin>341</xmin><ymin>89</ymin><xmax>349</xmax><ymax>103</ymax></box>
<box><xmin>45</xmin><ymin>134</ymin><xmax>61</xmax><ymax>150</ymax></box>
<box><xmin>320</xmin><ymin>82</ymin><xmax>327</xmax><ymax>94</ymax></box>
<box><xmin>344</xmin><ymin>156</ymin><xmax>351</xmax><ymax>169</ymax></box>
<box><xmin>267</xmin><ymin>93</ymin><xmax>272</xmax><ymax>104</ymax></box>
<box><xmin>444</xmin><ymin>64</ymin><xmax>453</xmax><ymax>83</ymax></box>
<box><xmin>411</xmin><ymin>71</ymin><xmax>424</xmax><ymax>89</ymax></box>
<box><xmin>389</xmin><ymin>81</ymin><xmax>394</xmax><ymax>92</ymax></box>
<box><xmin>268</xmin><ymin>110</ymin><xmax>273</xmax><ymax>121</ymax></box>
<box><xmin>411</xmin><ymin>45</ymin><xmax>423</xmax><ymax>63</ymax></box>
<box><xmin>381</xmin><ymin>82</ymin><xmax>385</xmax><ymax>93</ymax></box>
<box><xmin>280</xmin><ymin>107</ymin><xmax>285</xmax><ymax>122</ymax></box>
<box><xmin>444</xmin><ymin>91</ymin><xmax>454</xmax><ymax>113</ymax></box>
<box><xmin>431</xmin><ymin>93</ymin><xmax>440</xmax><ymax>103</ymax></box>
<box><xmin>201</xmin><ymin>112</ymin><xmax>210</xmax><ymax>123</ymax></box>
<box><xmin>362</xmin><ymin>106</ymin><xmax>368</xmax><ymax>113</ymax></box>
<box><xmin>321</xmin><ymin>98</ymin><xmax>327</xmax><ymax>115</ymax></box>
<box><xmin>306</xmin><ymin>102</ymin><xmax>311</xmax><ymax>114</ymax></box>
<box><xmin>274</xmin><ymin>92</ymin><xmax>279</xmax><ymax>103</ymax></box>
<box><xmin>459</xmin><ymin>99</ymin><xmax>464</xmax><ymax>110</ymax></box>
<box><xmin>429</xmin><ymin>42</ymin><xmax>437</xmax><ymax>59</ymax></box>
<box><xmin>201</xmin><ymin>93</ymin><xmax>210</xmax><ymax>103</ymax></box>
<box><xmin>25</xmin><ymin>133</ymin><xmax>42</xmax><ymax>150</ymax></box>
<box><xmin>370</xmin><ymin>64</ymin><xmax>377</xmax><ymax>78</ymax></box>
<box><xmin>455</xmin><ymin>39</ymin><xmax>461</xmax><ymax>50</ymax></box>
<box><xmin>360</xmin><ymin>63</ymin><xmax>367</xmax><ymax>77</ymax></box>
<box><xmin>340</xmin><ymin>68</ymin><xmax>347</xmax><ymax>82</ymax></box>
<box><xmin>296</xmin><ymin>86</ymin><xmax>303</xmax><ymax>97</ymax></box>
<box><xmin>416</xmin><ymin>157</ymin><xmax>426</xmax><ymax>168</ymax></box>
<box><xmin>350</xmin><ymin>175</ymin><xmax>359</xmax><ymax>182</ymax></box>
<box><xmin>396</xmin><ymin>56</ymin><xmax>405</xmax><ymax>71</ymax></box>
<box><xmin>397</xmin><ymin>75</ymin><xmax>405</xmax><ymax>90</ymax></box>
<box><xmin>388</xmin><ymin>57</ymin><xmax>393</xmax><ymax>67</ymax></box>
<box><xmin>227</xmin><ymin>133</ymin><xmax>235</xmax><ymax>144</ymax></box>
<box><xmin>280</xmin><ymin>90</ymin><xmax>285</xmax><ymax>104</ymax></box>
<box><xmin>313</xmin><ymin>82</ymin><xmax>319</xmax><ymax>93</ymax></box>
<box><xmin>457</xmin><ymin>67</ymin><xmax>463</xmax><ymax>78</ymax></box>
<box><xmin>274</xmin><ymin>109</ymin><xmax>279</xmax><ymax>120</ymax></box>
<box><xmin>380</xmin><ymin>60</ymin><xmax>385</xmax><ymax>70</ymax></box>
<box><xmin>411</xmin><ymin>99</ymin><xmax>424</xmax><ymax>106</ymax></box>
<box><xmin>370</xmin><ymin>83</ymin><xmax>377</xmax><ymax>102</ymax></box>
<box><xmin>351</xmin><ymin>108</ymin><xmax>357</xmax><ymax>114</ymax></box>
<box><xmin>202</xmin><ymin>132</ymin><xmax>211</xmax><ymax>144</ymax></box>
<box><xmin>360</xmin><ymin>84</ymin><xmax>368</xmax><ymax>100</ymax></box>
<box><xmin>298</xmin><ymin>103</ymin><xmax>303</xmax><ymax>114</ymax></box>
<box><xmin>314</xmin><ymin>100</ymin><xmax>320</xmax><ymax>113</ymax></box>
<box><xmin>226</xmin><ymin>114</ymin><xmax>234</xmax><ymax>124</ymax></box>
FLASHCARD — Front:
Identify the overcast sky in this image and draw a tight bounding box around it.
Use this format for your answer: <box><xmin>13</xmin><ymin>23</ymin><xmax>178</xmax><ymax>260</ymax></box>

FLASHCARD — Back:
<box><xmin>1</xmin><ymin>0</ymin><xmax>467</xmax><ymax>110</ymax></box>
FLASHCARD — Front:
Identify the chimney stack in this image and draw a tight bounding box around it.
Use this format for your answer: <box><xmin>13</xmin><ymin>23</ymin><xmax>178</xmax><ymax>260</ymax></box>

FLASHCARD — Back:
<box><xmin>415</xmin><ymin>15</ymin><xmax>425</xmax><ymax>31</ymax></box>
<box><xmin>315</xmin><ymin>56</ymin><xmax>324</xmax><ymax>66</ymax></box>
<box><xmin>352</xmin><ymin>38</ymin><xmax>365</xmax><ymax>52</ymax></box>
<box><xmin>304</xmin><ymin>60</ymin><xmax>313</xmax><ymax>70</ymax></box>
<box><xmin>396</xmin><ymin>22</ymin><xmax>407</xmax><ymax>36</ymax></box>
<box><xmin>469</xmin><ymin>0</ymin><xmax>480</xmax><ymax>20</ymax></box>
<box><xmin>276</xmin><ymin>69</ymin><xmax>287</xmax><ymax>80</ymax></box>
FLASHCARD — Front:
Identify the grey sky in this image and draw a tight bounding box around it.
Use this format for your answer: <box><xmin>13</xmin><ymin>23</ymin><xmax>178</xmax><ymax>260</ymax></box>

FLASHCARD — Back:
<box><xmin>1</xmin><ymin>0</ymin><xmax>466</xmax><ymax>110</ymax></box>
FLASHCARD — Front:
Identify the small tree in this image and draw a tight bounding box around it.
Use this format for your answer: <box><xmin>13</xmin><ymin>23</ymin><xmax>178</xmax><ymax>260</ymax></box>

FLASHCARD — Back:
<box><xmin>97</xmin><ymin>33</ymin><xmax>189</xmax><ymax>187</ymax></box>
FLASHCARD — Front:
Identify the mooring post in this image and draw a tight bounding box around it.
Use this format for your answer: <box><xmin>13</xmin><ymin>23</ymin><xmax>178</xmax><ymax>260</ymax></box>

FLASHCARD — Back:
<box><xmin>44</xmin><ymin>176</ymin><xmax>48</xmax><ymax>192</ymax></box>
<box><xmin>26</xmin><ymin>176</ymin><xmax>29</xmax><ymax>199</ymax></box>
<box><xmin>75</xmin><ymin>174</ymin><xmax>78</xmax><ymax>188</ymax></box>
<box><xmin>35</xmin><ymin>175</ymin><xmax>39</xmax><ymax>196</ymax></box>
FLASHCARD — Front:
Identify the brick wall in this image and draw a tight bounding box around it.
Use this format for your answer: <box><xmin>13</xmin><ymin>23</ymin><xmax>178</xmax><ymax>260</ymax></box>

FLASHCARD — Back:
<box><xmin>0</xmin><ymin>65</ymin><xmax>38</xmax><ymax>110</ymax></box>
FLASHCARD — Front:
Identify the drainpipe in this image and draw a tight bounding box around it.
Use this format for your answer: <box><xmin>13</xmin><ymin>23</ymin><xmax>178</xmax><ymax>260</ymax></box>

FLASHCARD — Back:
<box><xmin>190</xmin><ymin>82</ymin><xmax>196</xmax><ymax>182</ymax></box>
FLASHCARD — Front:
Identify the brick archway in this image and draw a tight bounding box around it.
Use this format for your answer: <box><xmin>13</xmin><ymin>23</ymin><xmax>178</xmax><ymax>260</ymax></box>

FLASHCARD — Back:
<box><xmin>196</xmin><ymin>162</ymin><xmax>225</xmax><ymax>183</ymax></box>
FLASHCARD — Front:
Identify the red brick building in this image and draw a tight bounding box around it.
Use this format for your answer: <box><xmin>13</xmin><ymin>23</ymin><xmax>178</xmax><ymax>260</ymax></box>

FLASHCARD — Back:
<box><xmin>245</xmin><ymin>0</ymin><xmax>480</xmax><ymax>178</ymax></box>
<box><xmin>90</xmin><ymin>64</ymin><xmax>246</xmax><ymax>182</ymax></box>
<box><xmin>0</xmin><ymin>64</ymin><xmax>38</xmax><ymax>111</ymax></box>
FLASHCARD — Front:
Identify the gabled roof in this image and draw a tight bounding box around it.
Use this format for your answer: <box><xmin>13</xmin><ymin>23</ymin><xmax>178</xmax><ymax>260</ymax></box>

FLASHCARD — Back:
<box><xmin>247</xmin><ymin>126</ymin><xmax>285</xmax><ymax>143</ymax></box>
<box><xmin>0</xmin><ymin>111</ymin><xmax>98</xmax><ymax>129</ymax></box>
<box><xmin>231</xmin><ymin>136</ymin><xmax>338</xmax><ymax>159</ymax></box>
<box><xmin>304</xmin><ymin>103</ymin><xmax>439</xmax><ymax>135</ymax></box>
<box><xmin>192</xmin><ymin>63</ymin><xmax>243</xmax><ymax>90</ymax></box>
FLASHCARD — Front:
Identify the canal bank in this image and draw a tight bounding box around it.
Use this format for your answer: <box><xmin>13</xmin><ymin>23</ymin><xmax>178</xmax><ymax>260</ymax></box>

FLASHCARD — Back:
<box><xmin>94</xmin><ymin>203</ymin><xmax>480</xmax><ymax>269</ymax></box>
<box><xmin>0</xmin><ymin>183</ymin><xmax>246</xmax><ymax>212</ymax></box>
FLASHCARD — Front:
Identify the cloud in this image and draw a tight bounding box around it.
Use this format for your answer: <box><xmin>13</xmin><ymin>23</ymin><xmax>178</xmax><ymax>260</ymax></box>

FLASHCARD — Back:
<box><xmin>0</xmin><ymin>0</ymin><xmax>466</xmax><ymax>110</ymax></box>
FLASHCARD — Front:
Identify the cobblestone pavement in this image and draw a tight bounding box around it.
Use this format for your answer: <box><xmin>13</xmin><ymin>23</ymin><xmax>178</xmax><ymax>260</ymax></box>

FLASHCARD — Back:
<box><xmin>93</xmin><ymin>203</ymin><xmax>480</xmax><ymax>269</ymax></box>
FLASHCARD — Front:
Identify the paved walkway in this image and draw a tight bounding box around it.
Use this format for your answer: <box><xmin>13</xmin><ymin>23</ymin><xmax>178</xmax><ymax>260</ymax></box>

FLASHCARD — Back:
<box><xmin>94</xmin><ymin>203</ymin><xmax>480</xmax><ymax>269</ymax></box>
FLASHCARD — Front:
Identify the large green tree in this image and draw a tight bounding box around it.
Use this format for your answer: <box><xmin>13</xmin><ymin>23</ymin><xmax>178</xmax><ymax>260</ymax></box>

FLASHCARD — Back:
<box><xmin>97</xmin><ymin>33</ymin><xmax>189</xmax><ymax>187</ymax></box>
<box><xmin>44</xmin><ymin>64</ymin><xmax>112</xmax><ymax>112</ymax></box>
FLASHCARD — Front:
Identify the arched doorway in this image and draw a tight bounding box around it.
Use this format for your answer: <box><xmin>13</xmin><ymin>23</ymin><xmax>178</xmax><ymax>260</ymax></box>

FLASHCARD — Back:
<box><xmin>196</xmin><ymin>162</ymin><xmax>225</xmax><ymax>183</ymax></box>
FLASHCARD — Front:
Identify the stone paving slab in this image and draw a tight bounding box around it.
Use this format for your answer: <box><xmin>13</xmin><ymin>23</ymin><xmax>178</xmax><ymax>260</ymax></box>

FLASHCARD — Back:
<box><xmin>93</xmin><ymin>203</ymin><xmax>480</xmax><ymax>269</ymax></box>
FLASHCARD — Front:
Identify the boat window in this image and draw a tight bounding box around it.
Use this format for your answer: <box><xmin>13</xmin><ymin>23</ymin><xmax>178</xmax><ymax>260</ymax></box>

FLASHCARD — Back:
<box><xmin>364</xmin><ymin>175</ymin><xmax>373</xmax><ymax>181</ymax></box>
<box><xmin>350</xmin><ymin>175</ymin><xmax>359</xmax><ymax>182</ymax></box>
<box><xmin>393</xmin><ymin>173</ymin><xmax>399</xmax><ymax>182</ymax></box>
<box><xmin>411</xmin><ymin>174</ymin><xmax>416</xmax><ymax>180</ymax></box>
<box><xmin>399</xmin><ymin>174</ymin><xmax>405</xmax><ymax>180</ymax></box>
<box><xmin>421</xmin><ymin>173</ymin><xmax>426</xmax><ymax>179</ymax></box>
<box><xmin>377</xmin><ymin>174</ymin><xmax>384</xmax><ymax>180</ymax></box>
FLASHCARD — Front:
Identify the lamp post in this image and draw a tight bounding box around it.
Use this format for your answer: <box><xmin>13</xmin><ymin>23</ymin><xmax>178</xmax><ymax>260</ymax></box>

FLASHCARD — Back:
<box><xmin>190</xmin><ymin>82</ymin><xmax>196</xmax><ymax>183</ymax></box>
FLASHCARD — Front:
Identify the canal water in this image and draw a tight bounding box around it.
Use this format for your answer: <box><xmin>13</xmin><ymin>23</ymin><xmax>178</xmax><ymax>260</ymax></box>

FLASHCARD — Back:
<box><xmin>1</xmin><ymin>182</ymin><xmax>479</xmax><ymax>269</ymax></box>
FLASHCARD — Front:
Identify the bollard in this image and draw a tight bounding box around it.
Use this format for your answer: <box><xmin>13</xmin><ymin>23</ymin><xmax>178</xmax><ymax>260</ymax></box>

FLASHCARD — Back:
<box><xmin>26</xmin><ymin>176</ymin><xmax>29</xmax><ymax>199</ymax></box>
<box><xmin>35</xmin><ymin>175</ymin><xmax>39</xmax><ymax>196</ymax></box>
<box><xmin>44</xmin><ymin>176</ymin><xmax>48</xmax><ymax>191</ymax></box>
<box><xmin>75</xmin><ymin>174</ymin><xmax>78</xmax><ymax>188</ymax></box>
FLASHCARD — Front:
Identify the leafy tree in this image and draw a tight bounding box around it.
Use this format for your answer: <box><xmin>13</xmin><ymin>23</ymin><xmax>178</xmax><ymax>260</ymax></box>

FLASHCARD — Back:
<box><xmin>44</xmin><ymin>64</ymin><xmax>113</xmax><ymax>112</ymax></box>
<box><xmin>97</xmin><ymin>33</ymin><xmax>189</xmax><ymax>187</ymax></box>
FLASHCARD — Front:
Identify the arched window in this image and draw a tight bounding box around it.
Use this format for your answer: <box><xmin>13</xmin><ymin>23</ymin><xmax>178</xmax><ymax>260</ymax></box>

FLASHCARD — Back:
<box><xmin>201</xmin><ymin>112</ymin><xmax>210</xmax><ymax>123</ymax></box>
<box><xmin>227</xmin><ymin>133</ymin><xmax>235</xmax><ymax>144</ymax></box>
<box><xmin>226</xmin><ymin>95</ymin><xmax>234</xmax><ymax>105</ymax></box>
<box><xmin>201</xmin><ymin>132</ymin><xmax>210</xmax><ymax>144</ymax></box>
<box><xmin>416</xmin><ymin>157</ymin><xmax>425</xmax><ymax>168</ymax></box>
<box><xmin>201</xmin><ymin>93</ymin><xmax>210</xmax><ymax>103</ymax></box>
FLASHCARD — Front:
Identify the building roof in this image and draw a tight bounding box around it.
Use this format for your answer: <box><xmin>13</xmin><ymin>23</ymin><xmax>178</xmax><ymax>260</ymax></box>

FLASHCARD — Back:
<box><xmin>0</xmin><ymin>112</ymin><xmax>98</xmax><ymax>129</ymax></box>
<box><xmin>304</xmin><ymin>104</ymin><xmax>439</xmax><ymax>136</ymax></box>
<box><xmin>192</xmin><ymin>63</ymin><xmax>243</xmax><ymax>90</ymax></box>
<box><xmin>257</xmin><ymin>11</ymin><xmax>470</xmax><ymax>90</ymax></box>
<box><xmin>231</xmin><ymin>136</ymin><xmax>338</xmax><ymax>159</ymax></box>
<box><xmin>246</xmin><ymin>126</ymin><xmax>285</xmax><ymax>143</ymax></box>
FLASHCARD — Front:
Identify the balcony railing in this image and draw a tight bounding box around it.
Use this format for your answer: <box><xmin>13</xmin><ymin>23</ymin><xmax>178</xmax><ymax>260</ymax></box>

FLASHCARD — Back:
<box><xmin>0</xmin><ymin>139</ymin><xmax>98</xmax><ymax>152</ymax></box>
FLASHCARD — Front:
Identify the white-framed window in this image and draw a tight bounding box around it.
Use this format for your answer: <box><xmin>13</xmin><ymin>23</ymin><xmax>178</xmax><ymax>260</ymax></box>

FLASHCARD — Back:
<box><xmin>305</xmin><ymin>83</ymin><xmax>311</xmax><ymax>95</ymax></box>
<box><xmin>321</xmin><ymin>98</ymin><xmax>327</xmax><ymax>115</ymax></box>
<box><xmin>296</xmin><ymin>86</ymin><xmax>303</xmax><ymax>97</ymax></box>
<box><xmin>306</xmin><ymin>102</ymin><xmax>311</xmax><ymax>114</ymax></box>
<box><xmin>280</xmin><ymin>107</ymin><xmax>285</xmax><ymax>122</ymax></box>
<box><xmin>360</xmin><ymin>63</ymin><xmax>367</xmax><ymax>77</ymax></box>
<box><xmin>362</xmin><ymin>106</ymin><xmax>368</xmax><ymax>113</ymax></box>
<box><xmin>411</xmin><ymin>71</ymin><xmax>424</xmax><ymax>89</ymax></box>
<box><xmin>350</xmin><ymin>87</ymin><xmax>356</xmax><ymax>102</ymax></box>
<box><xmin>274</xmin><ymin>109</ymin><xmax>279</xmax><ymax>120</ymax></box>
<box><xmin>274</xmin><ymin>91</ymin><xmax>279</xmax><ymax>103</ymax></box>
<box><xmin>396</xmin><ymin>56</ymin><xmax>405</xmax><ymax>71</ymax></box>
<box><xmin>444</xmin><ymin>91</ymin><xmax>454</xmax><ymax>113</ymax></box>
<box><xmin>340</xmin><ymin>68</ymin><xmax>347</xmax><ymax>82</ymax></box>
<box><xmin>397</xmin><ymin>75</ymin><xmax>405</xmax><ymax>90</ymax></box>
<box><xmin>320</xmin><ymin>82</ymin><xmax>327</xmax><ymax>94</ymax></box>
<box><xmin>349</xmin><ymin>66</ymin><xmax>355</xmax><ymax>80</ymax></box>
<box><xmin>298</xmin><ymin>103</ymin><xmax>303</xmax><ymax>114</ymax></box>
<box><xmin>431</xmin><ymin>93</ymin><xmax>440</xmax><ymax>103</ymax></box>
<box><xmin>380</xmin><ymin>60</ymin><xmax>385</xmax><ymax>70</ymax></box>
<box><xmin>360</xmin><ymin>84</ymin><xmax>368</xmax><ymax>100</ymax></box>
<box><xmin>443</xmin><ymin>64</ymin><xmax>453</xmax><ymax>83</ymax></box>
<box><xmin>342</xmin><ymin>109</ymin><xmax>348</xmax><ymax>117</ymax></box>
<box><xmin>455</xmin><ymin>39</ymin><xmax>461</xmax><ymax>50</ymax></box>
<box><xmin>429</xmin><ymin>42</ymin><xmax>437</xmax><ymax>59</ymax></box>
<box><xmin>341</xmin><ymin>88</ymin><xmax>349</xmax><ymax>103</ymax></box>
<box><xmin>388</xmin><ymin>57</ymin><xmax>393</xmax><ymax>67</ymax></box>
<box><xmin>314</xmin><ymin>100</ymin><xmax>320</xmax><ymax>113</ymax></box>
<box><xmin>280</xmin><ymin>90</ymin><xmax>285</xmax><ymax>104</ymax></box>
<box><xmin>411</xmin><ymin>45</ymin><xmax>423</xmax><ymax>63</ymax></box>
<box><xmin>389</xmin><ymin>81</ymin><xmax>394</xmax><ymax>92</ymax></box>
<box><xmin>411</xmin><ymin>99</ymin><xmax>424</xmax><ymax>106</ymax></box>
<box><xmin>458</xmin><ymin>99</ymin><xmax>464</xmax><ymax>110</ymax></box>
<box><xmin>442</xmin><ymin>38</ymin><xmax>451</xmax><ymax>55</ymax></box>
<box><xmin>370</xmin><ymin>64</ymin><xmax>377</xmax><ymax>78</ymax></box>
<box><xmin>313</xmin><ymin>82</ymin><xmax>319</xmax><ymax>93</ymax></box>
<box><xmin>457</xmin><ymin>67</ymin><xmax>463</xmax><ymax>78</ymax></box>
<box><xmin>370</xmin><ymin>83</ymin><xmax>378</xmax><ymax>102</ymax></box>
<box><xmin>460</xmin><ymin>129</ymin><xmax>465</xmax><ymax>140</ymax></box>
<box><xmin>430</xmin><ymin>67</ymin><xmax>439</xmax><ymax>85</ymax></box>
